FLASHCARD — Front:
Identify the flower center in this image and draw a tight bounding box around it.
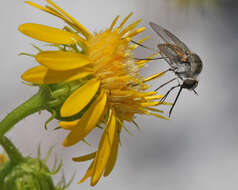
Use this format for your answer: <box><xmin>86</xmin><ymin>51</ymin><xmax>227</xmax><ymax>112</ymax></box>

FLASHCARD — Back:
<box><xmin>87</xmin><ymin>29</ymin><xmax>141</xmax><ymax>92</ymax></box>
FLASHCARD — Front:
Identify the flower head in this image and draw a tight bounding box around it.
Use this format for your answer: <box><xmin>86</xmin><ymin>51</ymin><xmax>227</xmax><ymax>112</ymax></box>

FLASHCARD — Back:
<box><xmin>19</xmin><ymin>0</ymin><xmax>169</xmax><ymax>186</ymax></box>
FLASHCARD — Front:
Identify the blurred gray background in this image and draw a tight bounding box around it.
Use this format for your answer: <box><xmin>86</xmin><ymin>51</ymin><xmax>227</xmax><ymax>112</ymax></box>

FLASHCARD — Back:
<box><xmin>1</xmin><ymin>0</ymin><xmax>238</xmax><ymax>189</ymax></box>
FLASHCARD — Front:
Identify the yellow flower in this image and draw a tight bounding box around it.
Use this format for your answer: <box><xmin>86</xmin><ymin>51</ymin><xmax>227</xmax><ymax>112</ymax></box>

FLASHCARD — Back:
<box><xmin>19</xmin><ymin>0</ymin><xmax>169</xmax><ymax>186</ymax></box>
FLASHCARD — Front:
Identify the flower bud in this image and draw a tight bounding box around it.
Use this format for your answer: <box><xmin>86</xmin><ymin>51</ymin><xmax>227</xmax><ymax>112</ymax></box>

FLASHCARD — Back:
<box><xmin>0</xmin><ymin>144</ymin><xmax>71</xmax><ymax>190</ymax></box>
<box><xmin>0</xmin><ymin>156</ymin><xmax>55</xmax><ymax>190</ymax></box>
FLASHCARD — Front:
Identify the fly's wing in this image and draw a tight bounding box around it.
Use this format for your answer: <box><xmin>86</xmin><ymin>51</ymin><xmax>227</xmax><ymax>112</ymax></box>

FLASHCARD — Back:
<box><xmin>149</xmin><ymin>22</ymin><xmax>190</xmax><ymax>52</ymax></box>
<box><xmin>158</xmin><ymin>44</ymin><xmax>181</xmax><ymax>68</ymax></box>
<box><xmin>163</xmin><ymin>28</ymin><xmax>190</xmax><ymax>51</ymax></box>
<box><xmin>149</xmin><ymin>22</ymin><xmax>172</xmax><ymax>44</ymax></box>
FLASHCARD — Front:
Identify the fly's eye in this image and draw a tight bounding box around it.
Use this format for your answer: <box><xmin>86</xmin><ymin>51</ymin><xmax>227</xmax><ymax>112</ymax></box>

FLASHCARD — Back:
<box><xmin>182</xmin><ymin>79</ymin><xmax>198</xmax><ymax>90</ymax></box>
<box><xmin>193</xmin><ymin>81</ymin><xmax>198</xmax><ymax>89</ymax></box>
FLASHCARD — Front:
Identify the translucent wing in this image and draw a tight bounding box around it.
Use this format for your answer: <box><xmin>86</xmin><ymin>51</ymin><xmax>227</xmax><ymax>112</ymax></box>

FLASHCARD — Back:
<box><xmin>149</xmin><ymin>22</ymin><xmax>172</xmax><ymax>44</ymax></box>
<box><xmin>158</xmin><ymin>44</ymin><xmax>181</xmax><ymax>68</ymax></box>
<box><xmin>163</xmin><ymin>28</ymin><xmax>190</xmax><ymax>51</ymax></box>
<box><xmin>149</xmin><ymin>22</ymin><xmax>190</xmax><ymax>51</ymax></box>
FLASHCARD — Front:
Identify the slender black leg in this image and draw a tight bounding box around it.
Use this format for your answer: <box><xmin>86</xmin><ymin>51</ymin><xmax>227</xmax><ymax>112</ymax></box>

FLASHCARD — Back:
<box><xmin>159</xmin><ymin>84</ymin><xmax>181</xmax><ymax>103</ymax></box>
<box><xmin>135</xmin><ymin>57</ymin><xmax>167</xmax><ymax>61</ymax></box>
<box><xmin>193</xmin><ymin>89</ymin><xmax>199</xmax><ymax>96</ymax></box>
<box><xmin>131</xmin><ymin>40</ymin><xmax>169</xmax><ymax>61</ymax></box>
<box><xmin>131</xmin><ymin>40</ymin><xmax>155</xmax><ymax>51</ymax></box>
<box><xmin>169</xmin><ymin>86</ymin><xmax>183</xmax><ymax>117</ymax></box>
<box><xmin>174</xmin><ymin>71</ymin><xmax>186</xmax><ymax>75</ymax></box>
<box><xmin>155</xmin><ymin>77</ymin><xmax>177</xmax><ymax>91</ymax></box>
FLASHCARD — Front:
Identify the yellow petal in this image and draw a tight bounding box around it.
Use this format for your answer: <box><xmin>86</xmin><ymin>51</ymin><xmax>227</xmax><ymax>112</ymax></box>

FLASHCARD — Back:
<box><xmin>140</xmin><ymin>101</ymin><xmax>159</xmax><ymax>107</ymax></box>
<box><xmin>144</xmin><ymin>95</ymin><xmax>164</xmax><ymax>100</ymax></box>
<box><xmin>143</xmin><ymin>71</ymin><xmax>167</xmax><ymax>83</ymax></box>
<box><xmin>120</xmin><ymin>19</ymin><xmax>141</xmax><ymax>36</ymax></box>
<box><xmin>129</xmin><ymin>36</ymin><xmax>150</xmax><ymax>50</ymax></box>
<box><xmin>146</xmin><ymin>107</ymin><xmax>164</xmax><ymax>113</ymax></box>
<box><xmin>142</xmin><ymin>91</ymin><xmax>157</xmax><ymax>96</ymax></box>
<box><xmin>119</xmin><ymin>12</ymin><xmax>133</xmax><ymax>29</ymax></box>
<box><xmin>21</xmin><ymin>66</ymin><xmax>92</xmax><ymax>84</ymax></box>
<box><xmin>104</xmin><ymin>124</ymin><xmax>122</xmax><ymax>177</ymax></box>
<box><xmin>159</xmin><ymin>102</ymin><xmax>173</xmax><ymax>106</ymax></box>
<box><xmin>25</xmin><ymin>1</ymin><xmax>86</xmax><ymax>36</ymax></box>
<box><xmin>63</xmin><ymin>90</ymin><xmax>107</xmax><ymax>146</ymax></box>
<box><xmin>109</xmin><ymin>15</ymin><xmax>119</xmax><ymax>31</ymax></box>
<box><xmin>35</xmin><ymin>51</ymin><xmax>90</xmax><ymax>71</ymax></box>
<box><xmin>148</xmin><ymin>112</ymin><xmax>169</xmax><ymax>120</ymax></box>
<box><xmin>46</xmin><ymin>0</ymin><xmax>92</xmax><ymax>39</ymax></box>
<box><xmin>124</xmin><ymin>27</ymin><xmax>146</xmax><ymax>38</ymax></box>
<box><xmin>59</xmin><ymin>119</ymin><xmax>80</xmax><ymax>130</ymax></box>
<box><xmin>19</xmin><ymin>23</ymin><xmax>85</xmax><ymax>45</ymax></box>
<box><xmin>91</xmin><ymin>108</ymin><xmax>117</xmax><ymax>186</ymax></box>
<box><xmin>25</xmin><ymin>1</ymin><xmax>57</xmax><ymax>16</ymax></box>
<box><xmin>78</xmin><ymin>161</ymin><xmax>94</xmax><ymax>184</ymax></box>
<box><xmin>72</xmin><ymin>152</ymin><xmax>96</xmax><ymax>162</ymax></box>
<box><xmin>137</xmin><ymin>53</ymin><xmax>159</xmax><ymax>68</ymax></box>
<box><xmin>61</xmin><ymin>78</ymin><xmax>101</xmax><ymax>117</ymax></box>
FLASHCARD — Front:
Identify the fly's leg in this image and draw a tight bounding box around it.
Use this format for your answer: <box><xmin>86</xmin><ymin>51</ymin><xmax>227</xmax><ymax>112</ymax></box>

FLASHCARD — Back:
<box><xmin>193</xmin><ymin>89</ymin><xmax>199</xmax><ymax>96</ymax></box>
<box><xmin>153</xmin><ymin>66</ymin><xmax>180</xmax><ymax>91</ymax></box>
<box><xmin>143</xmin><ymin>68</ymin><xmax>174</xmax><ymax>83</ymax></box>
<box><xmin>159</xmin><ymin>84</ymin><xmax>181</xmax><ymax>103</ymax></box>
<box><xmin>174</xmin><ymin>71</ymin><xmax>187</xmax><ymax>75</ymax></box>
<box><xmin>130</xmin><ymin>40</ymin><xmax>168</xmax><ymax>60</ymax></box>
<box><xmin>169</xmin><ymin>86</ymin><xmax>183</xmax><ymax>117</ymax></box>
<box><xmin>155</xmin><ymin>77</ymin><xmax>177</xmax><ymax>91</ymax></box>
<box><xmin>130</xmin><ymin>40</ymin><xmax>157</xmax><ymax>52</ymax></box>
<box><xmin>135</xmin><ymin>57</ymin><xmax>167</xmax><ymax>61</ymax></box>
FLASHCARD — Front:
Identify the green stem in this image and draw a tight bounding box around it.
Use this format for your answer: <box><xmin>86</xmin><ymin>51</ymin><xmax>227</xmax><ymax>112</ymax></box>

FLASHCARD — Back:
<box><xmin>0</xmin><ymin>136</ymin><xmax>23</xmax><ymax>163</ymax></box>
<box><xmin>0</xmin><ymin>87</ymin><xmax>48</xmax><ymax>138</ymax></box>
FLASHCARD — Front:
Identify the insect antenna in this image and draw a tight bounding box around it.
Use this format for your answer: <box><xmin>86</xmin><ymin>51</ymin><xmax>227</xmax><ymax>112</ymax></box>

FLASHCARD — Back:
<box><xmin>169</xmin><ymin>86</ymin><xmax>183</xmax><ymax>117</ymax></box>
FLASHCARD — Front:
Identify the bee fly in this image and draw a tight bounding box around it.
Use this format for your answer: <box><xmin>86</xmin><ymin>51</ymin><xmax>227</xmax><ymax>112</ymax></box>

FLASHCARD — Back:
<box><xmin>133</xmin><ymin>22</ymin><xmax>203</xmax><ymax>117</ymax></box>
<box><xmin>150</xmin><ymin>22</ymin><xmax>203</xmax><ymax>117</ymax></box>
